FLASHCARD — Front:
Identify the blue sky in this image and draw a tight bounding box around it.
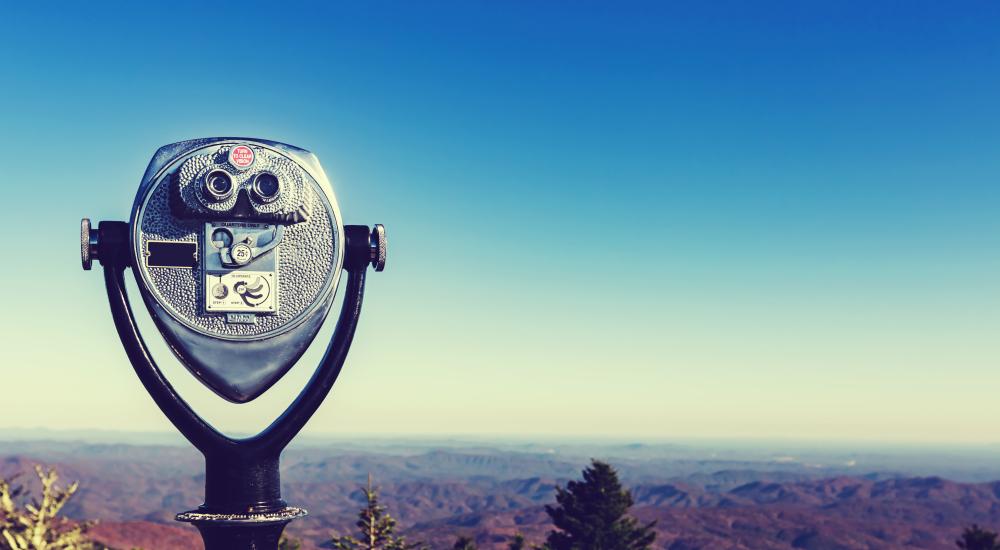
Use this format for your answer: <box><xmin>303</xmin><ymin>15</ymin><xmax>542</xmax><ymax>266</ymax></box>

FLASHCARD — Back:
<box><xmin>1</xmin><ymin>1</ymin><xmax>999</xmax><ymax>442</ymax></box>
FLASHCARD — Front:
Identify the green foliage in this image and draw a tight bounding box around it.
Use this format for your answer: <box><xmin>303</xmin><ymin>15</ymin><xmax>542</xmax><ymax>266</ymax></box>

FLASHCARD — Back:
<box><xmin>543</xmin><ymin>460</ymin><xmax>656</xmax><ymax>550</ymax></box>
<box><xmin>0</xmin><ymin>465</ymin><xmax>99</xmax><ymax>550</ymax></box>
<box><xmin>278</xmin><ymin>533</ymin><xmax>303</xmax><ymax>550</ymax></box>
<box><xmin>508</xmin><ymin>533</ymin><xmax>526</xmax><ymax>550</ymax></box>
<box><xmin>957</xmin><ymin>524</ymin><xmax>1000</xmax><ymax>550</ymax></box>
<box><xmin>331</xmin><ymin>474</ymin><xmax>426</xmax><ymax>550</ymax></box>
<box><xmin>452</xmin><ymin>536</ymin><xmax>477</xmax><ymax>550</ymax></box>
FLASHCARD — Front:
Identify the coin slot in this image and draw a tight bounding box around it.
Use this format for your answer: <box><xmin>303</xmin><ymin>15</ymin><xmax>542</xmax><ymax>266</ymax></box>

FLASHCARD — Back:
<box><xmin>211</xmin><ymin>228</ymin><xmax>234</xmax><ymax>248</ymax></box>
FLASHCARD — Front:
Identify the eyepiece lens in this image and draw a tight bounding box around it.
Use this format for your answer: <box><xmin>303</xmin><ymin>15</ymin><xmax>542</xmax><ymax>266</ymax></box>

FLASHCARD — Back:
<box><xmin>204</xmin><ymin>171</ymin><xmax>234</xmax><ymax>201</ymax></box>
<box><xmin>253</xmin><ymin>173</ymin><xmax>281</xmax><ymax>202</ymax></box>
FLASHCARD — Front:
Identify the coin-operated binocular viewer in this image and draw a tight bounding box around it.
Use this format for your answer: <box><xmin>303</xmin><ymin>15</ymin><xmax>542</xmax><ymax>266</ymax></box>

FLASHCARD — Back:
<box><xmin>81</xmin><ymin>138</ymin><xmax>386</xmax><ymax>549</ymax></box>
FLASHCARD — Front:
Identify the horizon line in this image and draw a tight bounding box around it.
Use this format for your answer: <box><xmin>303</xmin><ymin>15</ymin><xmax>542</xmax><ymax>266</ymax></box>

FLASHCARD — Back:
<box><xmin>2</xmin><ymin>427</ymin><xmax>1000</xmax><ymax>449</ymax></box>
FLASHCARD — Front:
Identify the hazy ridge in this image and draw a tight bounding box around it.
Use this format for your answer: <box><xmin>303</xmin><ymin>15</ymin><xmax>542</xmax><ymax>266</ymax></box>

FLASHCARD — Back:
<box><xmin>3</xmin><ymin>438</ymin><xmax>1000</xmax><ymax>549</ymax></box>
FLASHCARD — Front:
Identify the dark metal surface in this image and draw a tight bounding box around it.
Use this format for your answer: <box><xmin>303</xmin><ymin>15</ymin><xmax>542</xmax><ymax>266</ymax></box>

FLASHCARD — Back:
<box><xmin>140</xmin><ymin>293</ymin><xmax>334</xmax><ymax>403</ymax></box>
<box><xmin>99</xmin><ymin>220</ymin><xmax>375</xmax><ymax>549</ymax></box>
<box><xmin>189</xmin><ymin>520</ymin><xmax>292</xmax><ymax>550</ymax></box>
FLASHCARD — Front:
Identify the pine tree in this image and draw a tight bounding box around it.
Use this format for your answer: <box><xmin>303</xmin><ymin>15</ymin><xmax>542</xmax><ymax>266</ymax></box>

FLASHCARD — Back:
<box><xmin>544</xmin><ymin>460</ymin><xmax>656</xmax><ymax>550</ymax></box>
<box><xmin>0</xmin><ymin>465</ymin><xmax>99</xmax><ymax>550</ymax></box>
<box><xmin>957</xmin><ymin>524</ymin><xmax>1000</xmax><ymax>550</ymax></box>
<box><xmin>331</xmin><ymin>473</ymin><xmax>425</xmax><ymax>550</ymax></box>
<box><xmin>452</xmin><ymin>536</ymin><xmax>477</xmax><ymax>550</ymax></box>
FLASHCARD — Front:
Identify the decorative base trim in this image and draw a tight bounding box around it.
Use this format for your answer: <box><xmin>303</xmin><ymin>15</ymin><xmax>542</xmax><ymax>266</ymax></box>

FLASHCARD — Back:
<box><xmin>176</xmin><ymin>507</ymin><xmax>308</xmax><ymax>525</ymax></box>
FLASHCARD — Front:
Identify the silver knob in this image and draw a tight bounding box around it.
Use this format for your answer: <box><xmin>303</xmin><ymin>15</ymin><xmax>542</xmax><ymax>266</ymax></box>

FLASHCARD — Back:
<box><xmin>370</xmin><ymin>224</ymin><xmax>386</xmax><ymax>272</ymax></box>
<box><xmin>81</xmin><ymin>218</ymin><xmax>100</xmax><ymax>271</ymax></box>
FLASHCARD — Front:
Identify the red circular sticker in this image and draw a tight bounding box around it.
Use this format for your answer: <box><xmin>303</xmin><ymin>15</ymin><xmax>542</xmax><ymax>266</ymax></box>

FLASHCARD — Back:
<box><xmin>228</xmin><ymin>145</ymin><xmax>255</xmax><ymax>170</ymax></box>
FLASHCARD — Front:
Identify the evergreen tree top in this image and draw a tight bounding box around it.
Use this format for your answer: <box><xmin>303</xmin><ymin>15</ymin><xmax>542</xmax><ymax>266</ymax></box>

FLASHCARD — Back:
<box><xmin>331</xmin><ymin>473</ymin><xmax>428</xmax><ymax>550</ymax></box>
<box><xmin>544</xmin><ymin>460</ymin><xmax>656</xmax><ymax>550</ymax></box>
<box><xmin>957</xmin><ymin>524</ymin><xmax>1000</xmax><ymax>550</ymax></box>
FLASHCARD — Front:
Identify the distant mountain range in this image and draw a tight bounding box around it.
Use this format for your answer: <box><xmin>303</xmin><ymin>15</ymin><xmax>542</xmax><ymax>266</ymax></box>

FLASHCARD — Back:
<box><xmin>2</xmin><ymin>440</ymin><xmax>1000</xmax><ymax>549</ymax></box>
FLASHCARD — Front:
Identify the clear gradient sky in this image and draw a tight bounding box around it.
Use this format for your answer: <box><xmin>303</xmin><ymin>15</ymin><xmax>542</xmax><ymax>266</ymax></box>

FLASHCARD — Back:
<box><xmin>1</xmin><ymin>2</ymin><xmax>999</xmax><ymax>443</ymax></box>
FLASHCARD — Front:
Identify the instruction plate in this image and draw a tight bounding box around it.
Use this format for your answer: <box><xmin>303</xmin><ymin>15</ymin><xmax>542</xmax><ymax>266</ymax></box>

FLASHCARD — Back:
<box><xmin>205</xmin><ymin>271</ymin><xmax>277</xmax><ymax>313</ymax></box>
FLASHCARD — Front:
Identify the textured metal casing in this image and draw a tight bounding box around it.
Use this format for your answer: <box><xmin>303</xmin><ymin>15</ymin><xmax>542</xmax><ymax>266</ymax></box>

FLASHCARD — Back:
<box><xmin>129</xmin><ymin>138</ymin><xmax>345</xmax><ymax>402</ymax></box>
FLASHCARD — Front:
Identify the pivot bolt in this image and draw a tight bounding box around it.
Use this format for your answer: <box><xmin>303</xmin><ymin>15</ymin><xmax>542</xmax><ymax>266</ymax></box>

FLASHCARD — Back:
<box><xmin>81</xmin><ymin>218</ymin><xmax>100</xmax><ymax>271</ymax></box>
<box><xmin>370</xmin><ymin>224</ymin><xmax>386</xmax><ymax>272</ymax></box>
